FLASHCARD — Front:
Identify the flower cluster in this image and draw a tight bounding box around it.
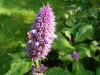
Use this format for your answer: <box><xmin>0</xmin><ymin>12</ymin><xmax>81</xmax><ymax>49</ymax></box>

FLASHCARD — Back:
<box><xmin>27</xmin><ymin>4</ymin><xmax>56</xmax><ymax>61</ymax></box>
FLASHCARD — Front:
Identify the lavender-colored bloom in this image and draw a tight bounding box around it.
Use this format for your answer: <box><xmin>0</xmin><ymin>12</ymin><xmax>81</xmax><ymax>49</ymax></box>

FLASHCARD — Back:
<box><xmin>73</xmin><ymin>51</ymin><xmax>78</xmax><ymax>60</ymax></box>
<box><xmin>27</xmin><ymin>4</ymin><xmax>56</xmax><ymax>61</ymax></box>
<box><xmin>32</xmin><ymin>64</ymin><xmax>48</xmax><ymax>75</ymax></box>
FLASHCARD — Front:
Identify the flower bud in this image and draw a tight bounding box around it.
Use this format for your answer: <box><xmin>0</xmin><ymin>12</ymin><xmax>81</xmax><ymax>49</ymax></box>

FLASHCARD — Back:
<box><xmin>73</xmin><ymin>51</ymin><xmax>78</xmax><ymax>60</ymax></box>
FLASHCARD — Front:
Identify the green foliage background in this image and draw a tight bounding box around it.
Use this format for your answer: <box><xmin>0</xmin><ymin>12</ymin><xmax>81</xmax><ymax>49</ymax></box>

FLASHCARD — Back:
<box><xmin>0</xmin><ymin>0</ymin><xmax>100</xmax><ymax>75</ymax></box>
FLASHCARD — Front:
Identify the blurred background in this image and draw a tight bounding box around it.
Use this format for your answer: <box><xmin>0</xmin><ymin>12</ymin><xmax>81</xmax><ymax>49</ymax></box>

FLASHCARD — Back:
<box><xmin>0</xmin><ymin>0</ymin><xmax>100</xmax><ymax>75</ymax></box>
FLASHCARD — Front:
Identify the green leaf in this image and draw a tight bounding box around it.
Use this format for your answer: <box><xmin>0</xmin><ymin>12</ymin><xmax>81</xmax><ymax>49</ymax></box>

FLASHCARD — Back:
<box><xmin>59</xmin><ymin>54</ymin><xmax>73</xmax><ymax>62</ymax></box>
<box><xmin>0</xmin><ymin>50</ymin><xmax>12</xmax><ymax>75</ymax></box>
<box><xmin>52</xmin><ymin>33</ymin><xmax>74</xmax><ymax>54</ymax></box>
<box><xmin>87</xmin><ymin>71</ymin><xmax>95</xmax><ymax>75</ymax></box>
<box><xmin>96</xmin><ymin>68</ymin><xmax>100</xmax><ymax>75</ymax></box>
<box><xmin>75</xmin><ymin>25</ymin><xmax>93</xmax><ymax>42</ymax></box>
<box><xmin>72</xmin><ymin>62</ymin><xmax>89</xmax><ymax>75</ymax></box>
<box><xmin>65</xmin><ymin>16</ymin><xmax>76</xmax><ymax>27</ymax></box>
<box><xmin>64</xmin><ymin>30</ymin><xmax>71</xmax><ymax>41</ymax></box>
<box><xmin>75</xmin><ymin>43</ymin><xmax>92</xmax><ymax>58</ymax></box>
<box><xmin>5</xmin><ymin>52</ymin><xmax>32</xmax><ymax>75</ymax></box>
<box><xmin>46</xmin><ymin>67</ymin><xmax>71</xmax><ymax>75</ymax></box>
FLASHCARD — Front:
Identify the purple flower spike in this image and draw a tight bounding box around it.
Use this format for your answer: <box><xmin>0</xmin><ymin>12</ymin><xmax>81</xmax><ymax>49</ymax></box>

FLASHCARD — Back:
<box><xmin>27</xmin><ymin>4</ymin><xmax>56</xmax><ymax>61</ymax></box>
<box><xmin>73</xmin><ymin>51</ymin><xmax>78</xmax><ymax>60</ymax></box>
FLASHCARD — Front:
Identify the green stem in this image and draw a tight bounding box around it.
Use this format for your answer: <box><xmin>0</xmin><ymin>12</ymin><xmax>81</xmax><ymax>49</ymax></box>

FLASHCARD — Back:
<box><xmin>40</xmin><ymin>0</ymin><xmax>50</xmax><ymax>6</ymax></box>
<box><xmin>40</xmin><ymin>0</ymin><xmax>44</xmax><ymax>6</ymax></box>
<box><xmin>36</xmin><ymin>60</ymin><xmax>40</xmax><ymax>68</ymax></box>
